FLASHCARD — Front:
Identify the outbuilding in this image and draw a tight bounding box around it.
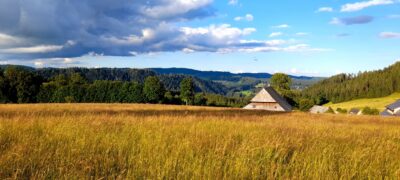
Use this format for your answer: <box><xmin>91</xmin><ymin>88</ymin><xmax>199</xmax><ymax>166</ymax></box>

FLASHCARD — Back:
<box><xmin>381</xmin><ymin>100</ymin><xmax>400</xmax><ymax>116</ymax></box>
<box><xmin>349</xmin><ymin>108</ymin><xmax>362</xmax><ymax>115</ymax></box>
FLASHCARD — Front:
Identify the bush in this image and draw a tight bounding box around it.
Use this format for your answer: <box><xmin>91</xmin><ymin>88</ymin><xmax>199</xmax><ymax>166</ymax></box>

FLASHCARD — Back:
<box><xmin>362</xmin><ymin>106</ymin><xmax>380</xmax><ymax>115</ymax></box>
<box><xmin>336</xmin><ymin>108</ymin><xmax>348</xmax><ymax>114</ymax></box>
<box><xmin>326</xmin><ymin>107</ymin><xmax>335</xmax><ymax>114</ymax></box>
<box><xmin>299</xmin><ymin>98</ymin><xmax>314</xmax><ymax>112</ymax></box>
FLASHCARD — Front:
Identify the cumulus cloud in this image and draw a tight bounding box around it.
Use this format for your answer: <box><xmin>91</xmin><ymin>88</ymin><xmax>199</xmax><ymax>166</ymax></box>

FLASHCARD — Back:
<box><xmin>0</xmin><ymin>0</ymin><xmax>330</xmax><ymax>60</ymax></box>
<box><xmin>341</xmin><ymin>0</ymin><xmax>395</xmax><ymax>12</ymax></box>
<box><xmin>316</xmin><ymin>7</ymin><xmax>334</xmax><ymax>12</ymax></box>
<box><xmin>269</xmin><ymin>32</ymin><xmax>283</xmax><ymax>38</ymax></box>
<box><xmin>0</xmin><ymin>0</ymin><xmax>215</xmax><ymax>59</ymax></box>
<box><xmin>330</xmin><ymin>16</ymin><xmax>374</xmax><ymax>25</ymax></box>
<box><xmin>379</xmin><ymin>32</ymin><xmax>400</xmax><ymax>38</ymax></box>
<box><xmin>234</xmin><ymin>14</ymin><xmax>254</xmax><ymax>21</ymax></box>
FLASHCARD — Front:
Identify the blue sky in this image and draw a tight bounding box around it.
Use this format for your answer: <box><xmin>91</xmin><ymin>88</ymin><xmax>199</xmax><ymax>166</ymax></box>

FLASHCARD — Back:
<box><xmin>0</xmin><ymin>0</ymin><xmax>399</xmax><ymax>76</ymax></box>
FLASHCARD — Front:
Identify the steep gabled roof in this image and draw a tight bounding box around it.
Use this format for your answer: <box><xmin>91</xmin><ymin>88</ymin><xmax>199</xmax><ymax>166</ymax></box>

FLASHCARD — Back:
<box><xmin>386</xmin><ymin>99</ymin><xmax>400</xmax><ymax>111</ymax></box>
<box><xmin>250</xmin><ymin>87</ymin><xmax>292</xmax><ymax>111</ymax></box>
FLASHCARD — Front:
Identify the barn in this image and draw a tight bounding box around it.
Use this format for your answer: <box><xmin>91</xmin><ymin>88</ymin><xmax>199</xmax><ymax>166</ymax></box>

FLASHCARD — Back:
<box><xmin>381</xmin><ymin>100</ymin><xmax>400</xmax><ymax>116</ymax></box>
<box><xmin>243</xmin><ymin>87</ymin><xmax>292</xmax><ymax>112</ymax></box>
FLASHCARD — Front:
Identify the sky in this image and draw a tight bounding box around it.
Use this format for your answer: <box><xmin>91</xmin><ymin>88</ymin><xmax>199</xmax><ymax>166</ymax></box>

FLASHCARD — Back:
<box><xmin>0</xmin><ymin>0</ymin><xmax>399</xmax><ymax>76</ymax></box>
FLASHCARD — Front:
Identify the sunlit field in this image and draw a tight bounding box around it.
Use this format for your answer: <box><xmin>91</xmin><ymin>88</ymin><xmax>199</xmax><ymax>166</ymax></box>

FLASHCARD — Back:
<box><xmin>1</xmin><ymin>104</ymin><xmax>400</xmax><ymax>179</ymax></box>
<box><xmin>325</xmin><ymin>93</ymin><xmax>400</xmax><ymax>111</ymax></box>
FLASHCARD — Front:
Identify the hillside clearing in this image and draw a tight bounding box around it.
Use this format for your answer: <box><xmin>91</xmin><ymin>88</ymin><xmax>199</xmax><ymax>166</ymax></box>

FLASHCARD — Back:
<box><xmin>1</xmin><ymin>104</ymin><xmax>400</xmax><ymax>179</ymax></box>
<box><xmin>325</xmin><ymin>92</ymin><xmax>400</xmax><ymax>111</ymax></box>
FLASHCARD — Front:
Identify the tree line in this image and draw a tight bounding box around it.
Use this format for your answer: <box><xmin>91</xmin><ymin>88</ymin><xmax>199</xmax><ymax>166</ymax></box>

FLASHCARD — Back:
<box><xmin>0</xmin><ymin>66</ymin><xmax>249</xmax><ymax>107</ymax></box>
<box><xmin>302</xmin><ymin>62</ymin><xmax>400</xmax><ymax>104</ymax></box>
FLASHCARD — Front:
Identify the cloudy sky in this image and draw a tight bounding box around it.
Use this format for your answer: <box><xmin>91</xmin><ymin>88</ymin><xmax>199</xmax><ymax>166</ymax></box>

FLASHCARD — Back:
<box><xmin>0</xmin><ymin>0</ymin><xmax>399</xmax><ymax>76</ymax></box>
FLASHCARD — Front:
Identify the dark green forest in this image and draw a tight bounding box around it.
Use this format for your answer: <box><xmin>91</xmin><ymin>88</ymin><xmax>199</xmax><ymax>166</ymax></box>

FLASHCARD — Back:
<box><xmin>303</xmin><ymin>62</ymin><xmax>400</xmax><ymax>104</ymax></box>
<box><xmin>0</xmin><ymin>65</ymin><xmax>249</xmax><ymax>107</ymax></box>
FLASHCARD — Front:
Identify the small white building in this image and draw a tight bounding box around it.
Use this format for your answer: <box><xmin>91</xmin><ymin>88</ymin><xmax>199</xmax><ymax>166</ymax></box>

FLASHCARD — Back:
<box><xmin>309</xmin><ymin>105</ymin><xmax>329</xmax><ymax>114</ymax></box>
<box><xmin>381</xmin><ymin>100</ymin><xmax>400</xmax><ymax>116</ymax></box>
<box><xmin>243</xmin><ymin>87</ymin><xmax>292</xmax><ymax>112</ymax></box>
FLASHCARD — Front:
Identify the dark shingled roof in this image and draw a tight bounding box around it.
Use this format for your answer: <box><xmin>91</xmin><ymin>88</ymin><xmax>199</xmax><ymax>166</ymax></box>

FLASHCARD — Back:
<box><xmin>381</xmin><ymin>109</ymin><xmax>393</xmax><ymax>116</ymax></box>
<box><xmin>349</xmin><ymin>108</ymin><xmax>361</xmax><ymax>114</ymax></box>
<box><xmin>386</xmin><ymin>99</ymin><xmax>400</xmax><ymax>111</ymax></box>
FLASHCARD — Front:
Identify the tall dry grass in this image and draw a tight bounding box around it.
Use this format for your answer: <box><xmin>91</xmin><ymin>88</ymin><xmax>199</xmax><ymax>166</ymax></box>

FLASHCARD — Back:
<box><xmin>0</xmin><ymin>104</ymin><xmax>400</xmax><ymax>179</ymax></box>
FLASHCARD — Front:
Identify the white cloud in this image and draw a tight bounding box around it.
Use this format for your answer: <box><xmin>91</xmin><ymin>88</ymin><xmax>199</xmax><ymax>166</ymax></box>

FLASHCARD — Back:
<box><xmin>234</xmin><ymin>14</ymin><xmax>254</xmax><ymax>21</ymax></box>
<box><xmin>181</xmin><ymin>24</ymin><xmax>256</xmax><ymax>40</ymax></box>
<box><xmin>237</xmin><ymin>43</ymin><xmax>332</xmax><ymax>53</ymax></box>
<box><xmin>295</xmin><ymin>32</ymin><xmax>309</xmax><ymax>36</ymax></box>
<box><xmin>228</xmin><ymin>0</ymin><xmax>239</xmax><ymax>5</ymax></box>
<box><xmin>341</xmin><ymin>0</ymin><xmax>395</xmax><ymax>12</ymax></box>
<box><xmin>330</xmin><ymin>18</ymin><xmax>342</xmax><ymax>25</ymax></box>
<box><xmin>272</xmin><ymin>24</ymin><xmax>290</xmax><ymax>29</ymax></box>
<box><xmin>182</xmin><ymin>48</ymin><xmax>195</xmax><ymax>53</ymax></box>
<box><xmin>316</xmin><ymin>7</ymin><xmax>334</xmax><ymax>12</ymax></box>
<box><xmin>379</xmin><ymin>32</ymin><xmax>400</xmax><ymax>38</ymax></box>
<box><xmin>0</xmin><ymin>33</ymin><xmax>25</xmax><ymax>48</ymax></box>
<box><xmin>34</xmin><ymin>61</ymin><xmax>44</xmax><ymax>67</ymax></box>
<box><xmin>269</xmin><ymin>32</ymin><xmax>283</xmax><ymax>38</ymax></box>
<box><xmin>0</xmin><ymin>45</ymin><xmax>63</xmax><ymax>54</ymax></box>
<box><xmin>32</xmin><ymin>57</ymin><xmax>82</xmax><ymax>67</ymax></box>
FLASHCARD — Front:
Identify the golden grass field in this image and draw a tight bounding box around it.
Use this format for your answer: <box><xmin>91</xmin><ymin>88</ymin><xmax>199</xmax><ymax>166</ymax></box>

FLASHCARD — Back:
<box><xmin>1</xmin><ymin>104</ymin><xmax>400</xmax><ymax>179</ymax></box>
<box><xmin>326</xmin><ymin>92</ymin><xmax>400</xmax><ymax>111</ymax></box>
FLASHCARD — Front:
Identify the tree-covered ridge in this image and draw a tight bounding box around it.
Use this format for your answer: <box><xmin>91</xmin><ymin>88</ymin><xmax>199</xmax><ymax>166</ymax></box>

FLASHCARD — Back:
<box><xmin>0</xmin><ymin>66</ymin><xmax>249</xmax><ymax>107</ymax></box>
<box><xmin>303</xmin><ymin>62</ymin><xmax>400</xmax><ymax>104</ymax></box>
<box><xmin>34</xmin><ymin>67</ymin><xmax>227</xmax><ymax>95</ymax></box>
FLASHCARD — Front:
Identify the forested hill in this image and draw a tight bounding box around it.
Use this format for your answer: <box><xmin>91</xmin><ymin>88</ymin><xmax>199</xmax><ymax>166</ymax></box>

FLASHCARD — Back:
<box><xmin>151</xmin><ymin>68</ymin><xmax>315</xmax><ymax>81</ymax></box>
<box><xmin>33</xmin><ymin>67</ymin><xmax>227</xmax><ymax>95</ymax></box>
<box><xmin>303</xmin><ymin>62</ymin><xmax>400</xmax><ymax>104</ymax></box>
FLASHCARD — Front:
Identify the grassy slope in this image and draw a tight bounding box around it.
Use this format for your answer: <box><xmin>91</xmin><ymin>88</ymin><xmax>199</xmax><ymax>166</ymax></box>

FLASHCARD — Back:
<box><xmin>1</xmin><ymin>104</ymin><xmax>400</xmax><ymax>179</ymax></box>
<box><xmin>325</xmin><ymin>92</ymin><xmax>400</xmax><ymax>111</ymax></box>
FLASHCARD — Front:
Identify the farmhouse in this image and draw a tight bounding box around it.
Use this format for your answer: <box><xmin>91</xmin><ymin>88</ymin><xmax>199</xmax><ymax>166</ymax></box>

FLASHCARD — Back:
<box><xmin>243</xmin><ymin>87</ymin><xmax>292</xmax><ymax>112</ymax></box>
<box><xmin>349</xmin><ymin>108</ymin><xmax>362</xmax><ymax>115</ymax></box>
<box><xmin>309</xmin><ymin>105</ymin><xmax>329</xmax><ymax>114</ymax></box>
<box><xmin>381</xmin><ymin>100</ymin><xmax>400</xmax><ymax>116</ymax></box>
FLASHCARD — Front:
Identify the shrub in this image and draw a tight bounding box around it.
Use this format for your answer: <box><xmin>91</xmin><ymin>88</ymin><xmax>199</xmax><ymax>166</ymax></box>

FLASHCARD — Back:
<box><xmin>336</xmin><ymin>108</ymin><xmax>348</xmax><ymax>114</ymax></box>
<box><xmin>326</xmin><ymin>107</ymin><xmax>335</xmax><ymax>114</ymax></box>
<box><xmin>362</xmin><ymin>106</ymin><xmax>380</xmax><ymax>115</ymax></box>
<box><xmin>299</xmin><ymin>98</ymin><xmax>314</xmax><ymax>112</ymax></box>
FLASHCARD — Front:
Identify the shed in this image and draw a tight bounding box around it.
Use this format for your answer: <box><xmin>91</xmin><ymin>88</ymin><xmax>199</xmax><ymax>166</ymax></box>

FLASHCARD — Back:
<box><xmin>349</xmin><ymin>108</ymin><xmax>362</xmax><ymax>115</ymax></box>
<box><xmin>381</xmin><ymin>100</ymin><xmax>400</xmax><ymax>116</ymax></box>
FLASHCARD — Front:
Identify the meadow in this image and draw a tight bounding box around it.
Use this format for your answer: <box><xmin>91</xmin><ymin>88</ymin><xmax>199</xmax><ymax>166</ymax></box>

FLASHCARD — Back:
<box><xmin>325</xmin><ymin>92</ymin><xmax>400</xmax><ymax>111</ymax></box>
<box><xmin>1</xmin><ymin>104</ymin><xmax>400</xmax><ymax>179</ymax></box>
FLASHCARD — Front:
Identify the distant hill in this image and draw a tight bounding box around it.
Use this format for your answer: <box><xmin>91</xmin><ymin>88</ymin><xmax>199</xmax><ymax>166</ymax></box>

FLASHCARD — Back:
<box><xmin>151</xmin><ymin>68</ymin><xmax>316</xmax><ymax>81</ymax></box>
<box><xmin>0</xmin><ymin>65</ymin><xmax>323</xmax><ymax>96</ymax></box>
<box><xmin>303</xmin><ymin>62</ymin><xmax>400</xmax><ymax>104</ymax></box>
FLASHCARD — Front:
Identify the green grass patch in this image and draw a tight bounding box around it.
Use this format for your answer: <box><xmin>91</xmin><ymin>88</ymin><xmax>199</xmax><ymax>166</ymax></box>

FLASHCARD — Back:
<box><xmin>325</xmin><ymin>92</ymin><xmax>400</xmax><ymax>111</ymax></box>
